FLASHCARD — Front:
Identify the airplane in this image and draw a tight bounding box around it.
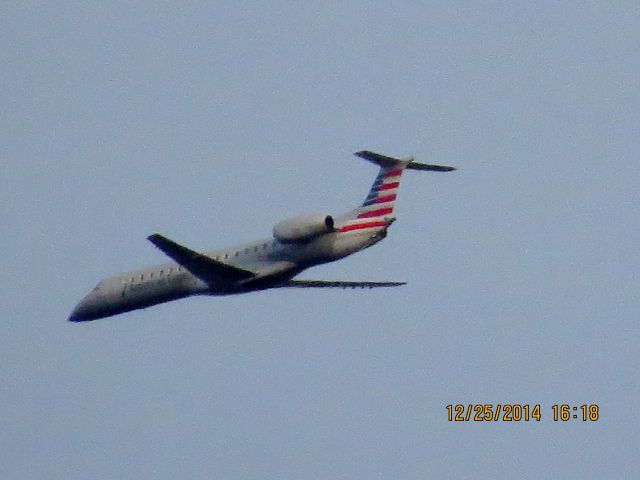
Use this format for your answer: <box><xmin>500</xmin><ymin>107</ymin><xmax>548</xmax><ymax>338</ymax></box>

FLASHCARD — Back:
<box><xmin>68</xmin><ymin>150</ymin><xmax>455</xmax><ymax>322</ymax></box>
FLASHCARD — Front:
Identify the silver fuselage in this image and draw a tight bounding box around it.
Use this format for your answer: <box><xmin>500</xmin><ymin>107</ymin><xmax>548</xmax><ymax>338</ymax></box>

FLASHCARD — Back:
<box><xmin>70</xmin><ymin>226</ymin><xmax>387</xmax><ymax>321</ymax></box>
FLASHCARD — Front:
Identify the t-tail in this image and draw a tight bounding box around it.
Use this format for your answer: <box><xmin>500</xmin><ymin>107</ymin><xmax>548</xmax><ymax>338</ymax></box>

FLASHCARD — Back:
<box><xmin>338</xmin><ymin>150</ymin><xmax>455</xmax><ymax>231</ymax></box>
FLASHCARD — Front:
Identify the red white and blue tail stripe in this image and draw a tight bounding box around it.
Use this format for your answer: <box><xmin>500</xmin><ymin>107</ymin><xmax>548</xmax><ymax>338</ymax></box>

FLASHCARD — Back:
<box><xmin>337</xmin><ymin>151</ymin><xmax>456</xmax><ymax>233</ymax></box>
<box><xmin>338</xmin><ymin>152</ymin><xmax>408</xmax><ymax>233</ymax></box>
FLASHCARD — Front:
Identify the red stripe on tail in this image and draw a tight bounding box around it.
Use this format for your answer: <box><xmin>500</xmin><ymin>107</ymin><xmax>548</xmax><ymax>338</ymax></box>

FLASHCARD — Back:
<box><xmin>375</xmin><ymin>194</ymin><xmax>396</xmax><ymax>204</ymax></box>
<box><xmin>384</xmin><ymin>168</ymin><xmax>403</xmax><ymax>178</ymax></box>
<box><xmin>339</xmin><ymin>221</ymin><xmax>387</xmax><ymax>232</ymax></box>
<box><xmin>357</xmin><ymin>207</ymin><xmax>394</xmax><ymax>219</ymax></box>
<box><xmin>378</xmin><ymin>182</ymin><xmax>399</xmax><ymax>191</ymax></box>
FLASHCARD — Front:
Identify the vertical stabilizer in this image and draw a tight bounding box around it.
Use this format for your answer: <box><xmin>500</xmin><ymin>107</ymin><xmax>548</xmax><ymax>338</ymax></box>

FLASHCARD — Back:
<box><xmin>338</xmin><ymin>151</ymin><xmax>410</xmax><ymax>232</ymax></box>
<box><xmin>337</xmin><ymin>150</ymin><xmax>455</xmax><ymax>232</ymax></box>
<box><xmin>356</xmin><ymin>152</ymin><xmax>408</xmax><ymax>216</ymax></box>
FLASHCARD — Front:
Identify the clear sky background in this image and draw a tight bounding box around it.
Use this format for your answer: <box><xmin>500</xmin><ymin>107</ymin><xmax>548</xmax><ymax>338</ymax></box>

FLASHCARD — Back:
<box><xmin>2</xmin><ymin>2</ymin><xmax>639</xmax><ymax>479</ymax></box>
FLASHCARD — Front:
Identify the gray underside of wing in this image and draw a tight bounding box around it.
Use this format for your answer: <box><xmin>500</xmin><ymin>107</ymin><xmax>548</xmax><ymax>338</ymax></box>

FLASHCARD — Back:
<box><xmin>148</xmin><ymin>233</ymin><xmax>255</xmax><ymax>283</ymax></box>
<box><xmin>282</xmin><ymin>280</ymin><xmax>406</xmax><ymax>289</ymax></box>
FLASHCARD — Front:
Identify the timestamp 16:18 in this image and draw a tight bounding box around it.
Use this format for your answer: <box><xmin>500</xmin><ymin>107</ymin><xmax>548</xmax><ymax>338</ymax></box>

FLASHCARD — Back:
<box><xmin>552</xmin><ymin>404</ymin><xmax>599</xmax><ymax>421</ymax></box>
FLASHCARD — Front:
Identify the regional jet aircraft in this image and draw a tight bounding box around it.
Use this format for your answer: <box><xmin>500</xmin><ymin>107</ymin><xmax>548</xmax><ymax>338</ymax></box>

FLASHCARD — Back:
<box><xmin>68</xmin><ymin>151</ymin><xmax>455</xmax><ymax>322</ymax></box>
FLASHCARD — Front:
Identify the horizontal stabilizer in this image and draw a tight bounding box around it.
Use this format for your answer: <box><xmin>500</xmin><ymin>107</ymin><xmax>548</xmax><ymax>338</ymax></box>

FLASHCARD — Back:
<box><xmin>355</xmin><ymin>150</ymin><xmax>456</xmax><ymax>172</ymax></box>
<box><xmin>405</xmin><ymin>161</ymin><xmax>456</xmax><ymax>172</ymax></box>
<box><xmin>282</xmin><ymin>280</ymin><xmax>406</xmax><ymax>289</ymax></box>
<box><xmin>148</xmin><ymin>233</ymin><xmax>255</xmax><ymax>283</ymax></box>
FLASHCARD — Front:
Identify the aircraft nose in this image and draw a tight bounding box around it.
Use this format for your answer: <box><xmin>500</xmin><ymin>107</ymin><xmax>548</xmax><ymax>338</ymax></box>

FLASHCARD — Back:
<box><xmin>68</xmin><ymin>302</ymin><xmax>87</xmax><ymax>322</ymax></box>
<box><xmin>68</xmin><ymin>294</ymin><xmax>95</xmax><ymax>322</ymax></box>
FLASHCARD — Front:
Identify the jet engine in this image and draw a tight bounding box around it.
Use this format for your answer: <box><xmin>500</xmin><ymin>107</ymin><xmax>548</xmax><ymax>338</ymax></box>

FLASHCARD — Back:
<box><xmin>273</xmin><ymin>214</ymin><xmax>335</xmax><ymax>244</ymax></box>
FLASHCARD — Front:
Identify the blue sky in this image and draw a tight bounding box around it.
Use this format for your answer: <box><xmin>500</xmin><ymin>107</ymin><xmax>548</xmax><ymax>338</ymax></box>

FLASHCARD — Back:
<box><xmin>2</xmin><ymin>2</ymin><xmax>639</xmax><ymax>478</ymax></box>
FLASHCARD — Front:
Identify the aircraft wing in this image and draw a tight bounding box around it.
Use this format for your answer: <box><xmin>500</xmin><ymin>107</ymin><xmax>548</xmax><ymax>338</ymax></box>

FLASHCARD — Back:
<box><xmin>282</xmin><ymin>280</ymin><xmax>406</xmax><ymax>289</ymax></box>
<box><xmin>148</xmin><ymin>233</ymin><xmax>255</xmax><ymax>283</ymax></box>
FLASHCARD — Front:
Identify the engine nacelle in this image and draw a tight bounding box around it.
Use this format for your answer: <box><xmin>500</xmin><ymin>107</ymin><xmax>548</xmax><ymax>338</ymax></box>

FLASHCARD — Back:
<box><xmin>273</xmin><ymin>214</ymin><xmax>335</xmax><ymax>244</ymax></box>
